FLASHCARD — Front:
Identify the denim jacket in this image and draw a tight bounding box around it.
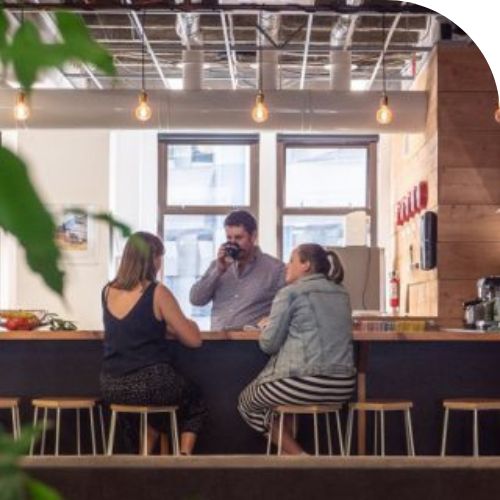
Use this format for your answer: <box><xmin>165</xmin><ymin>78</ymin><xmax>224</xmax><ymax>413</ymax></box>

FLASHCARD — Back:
<box><xmin>256</xmin><ymin>274</ymin><xmax>356</xmax><ymax>384</ymax></box>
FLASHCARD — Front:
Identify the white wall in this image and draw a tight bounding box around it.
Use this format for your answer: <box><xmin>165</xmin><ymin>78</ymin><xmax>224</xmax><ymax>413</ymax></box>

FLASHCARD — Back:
<box><xmin>377</xmin><ymin>134</ymin><xmax>394</xmax><ymax>311</ymax></box>
<box><xmin>3</xmin><ymin>130</ymin><xmax>110</xmax><ymax>329</ymax></box>
<box><xmin>258</xmin><ymin>132</ymin><xmax>278</xmax><ymax>256</ymax></box>
<box><xmin>109</xmin><ymin>131</ymin><xmax>158</xmax><ymax>276</ymax></box>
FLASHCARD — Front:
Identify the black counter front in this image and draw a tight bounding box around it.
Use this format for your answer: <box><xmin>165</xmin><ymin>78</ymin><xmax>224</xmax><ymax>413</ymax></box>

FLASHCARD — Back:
<box><xmin>0</xmin><ymin>338</ymin><xmax>269</xmax><ymax>454</ymax></box>
<box><xmin>3</xmin><ymin>335</ymin><xmax>500</xmax><ymax>455</ymax></box>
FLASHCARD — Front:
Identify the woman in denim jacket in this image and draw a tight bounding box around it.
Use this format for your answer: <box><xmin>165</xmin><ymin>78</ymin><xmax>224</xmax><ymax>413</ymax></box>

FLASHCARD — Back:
<box><xmin>238</xmin><ymin>243</ymin><xmax>356</xmax><ymax>454</ymax></box>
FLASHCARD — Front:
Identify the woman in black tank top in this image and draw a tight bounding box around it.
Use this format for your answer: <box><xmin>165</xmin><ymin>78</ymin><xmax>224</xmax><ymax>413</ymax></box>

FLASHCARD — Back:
<box><xmin>100</xmin><ymin>231</ymin><xmax>207</xmax><ymax>455</ymax></box>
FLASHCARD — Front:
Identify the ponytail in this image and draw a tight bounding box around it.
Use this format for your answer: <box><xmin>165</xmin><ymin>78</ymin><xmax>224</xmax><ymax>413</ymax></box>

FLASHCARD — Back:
<box><xmin>296</xmin><ymin>244</ymin><xmax>345</xmax><ymax>284</ymax></box>
<box><xmin>325</xmin><ymin>250</ymin><xmax>344</xmax><ymax>284</ymax></box>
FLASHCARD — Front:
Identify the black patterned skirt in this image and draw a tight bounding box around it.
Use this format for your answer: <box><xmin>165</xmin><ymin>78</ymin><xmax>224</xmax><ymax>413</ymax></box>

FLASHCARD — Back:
<box><xmin>100</xmin><ymin>363</ymin><xmax>207</xmax><ymax>437</ymax></box>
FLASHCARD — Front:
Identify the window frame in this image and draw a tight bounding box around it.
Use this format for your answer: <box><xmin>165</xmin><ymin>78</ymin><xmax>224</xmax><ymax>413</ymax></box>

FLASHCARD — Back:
<box><xmin>157</xmin><ymin>133</ymin><xmax>260</xmax><ymax>238</ymax></box>
<box><xmin>276</xmin><ymin>134</ymin><xmax>378</xmax><ymax>259</ymax></box>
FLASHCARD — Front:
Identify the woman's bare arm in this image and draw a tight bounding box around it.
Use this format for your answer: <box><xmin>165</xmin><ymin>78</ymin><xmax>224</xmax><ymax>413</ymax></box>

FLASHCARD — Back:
<box><xmin>156</xmin><ymin>284</ymin><xmax>202</xmax><ymax>348</ymax></box>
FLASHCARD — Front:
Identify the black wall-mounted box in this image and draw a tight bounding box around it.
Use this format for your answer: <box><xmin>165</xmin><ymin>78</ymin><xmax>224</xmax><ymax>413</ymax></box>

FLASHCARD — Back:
<box><xmin>420</xmin><ymin>211</ymin><xmax>437</xmax><ymax>270</ymax></box>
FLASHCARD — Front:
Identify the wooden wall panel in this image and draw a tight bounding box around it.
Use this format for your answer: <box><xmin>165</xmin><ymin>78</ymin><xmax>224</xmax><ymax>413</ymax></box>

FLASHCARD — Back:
<box><xmin>439</xmin><ymin>167</ymin><xmax>500</xmax><ymax>204</ymax></box>
<box><xmin>388</xmin><ymin>44</ymin><xmax>500</xmax><ymax>324</ymax></box>
<box><xmin>390</xmin><ymin>51</ymin><xmax>438</xmax><ymax>317</ymax></box>
<box><xmin>439</xmin><ymin>279</ymin><xmax>477</xmax><ymax>319</ymax></box>
<box><xmin>437</xmin><ymin>44</ymin><xmax>497</xmax><ymax>92</ymax></box>
<box><xmin>439</xmin><ymin>132</ymin><xmax>500</xmax><ymax>169</ymax></box>
<box><xmin>438</xmin><ymin>205</ymin><xmax>500</xmax><ymax>242</ymax></box>
<box><xmin>438</xmin><ymin>242</ymin><xmax>500</xmax><ymax>280</ymax></box>
<box><xmin>408</xmin><ymin>280</ymin><xmax>438</xmax><ymax>316</ymax></box>
<box><xmin>438</xmin><ymin>91</ymin><xmax>500</xmax><ymax>131</ymax></box>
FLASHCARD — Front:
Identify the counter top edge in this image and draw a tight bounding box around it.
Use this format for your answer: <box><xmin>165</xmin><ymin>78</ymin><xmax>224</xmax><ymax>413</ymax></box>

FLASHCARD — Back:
<box><xmin>2</xmin><ymin>330</ymin><xmax>500</xmax><ymax>341</ymax></box>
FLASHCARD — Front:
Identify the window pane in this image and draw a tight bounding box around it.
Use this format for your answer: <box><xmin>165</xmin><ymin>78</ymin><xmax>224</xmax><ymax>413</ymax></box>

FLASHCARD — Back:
<box><xmin>163</xmin><ymin>215</ymin><xmax>225</xmax><ymax>330</ymax></box>
<box><xmin>285</xmin><ymin>148</ymin><xmax>367</xmax><ymax>208</ymax></box>
<box><xmin>166</xmin><ymin>144</ymin><xmax>251</xmax><ymax>206</ymax></box>
<box><xmin>283</xmin><ymin>215</ymin><xmax>346</xmax><ymax>262</ymax></box>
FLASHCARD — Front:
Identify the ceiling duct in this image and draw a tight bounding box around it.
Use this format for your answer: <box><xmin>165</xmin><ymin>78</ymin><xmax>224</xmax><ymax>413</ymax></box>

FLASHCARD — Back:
<box><xmin>0</xmin><ymin>89</ymin><xmax>428</xmax><ymax>132</ymax></box>
<box><xmin>329</xmin><ymin>0</ymin><xmax>363</xmax><ymax>90</ymax></box>
<box><xmin>176</xmin><ymin>1</ymin><xmax>204</xmax><ymax>89</ymax></box>
<box><xmin>257</xmin><ymin>12</ymin><xmax>280</xmax><ymax>90</ymax></box>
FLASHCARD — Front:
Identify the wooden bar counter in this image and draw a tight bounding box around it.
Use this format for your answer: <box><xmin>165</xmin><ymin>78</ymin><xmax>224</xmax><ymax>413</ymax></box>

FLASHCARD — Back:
<box><xmin>2</xmin><ymin>328</ymin><xmax>500</xmax><ymax>455</ymax></box>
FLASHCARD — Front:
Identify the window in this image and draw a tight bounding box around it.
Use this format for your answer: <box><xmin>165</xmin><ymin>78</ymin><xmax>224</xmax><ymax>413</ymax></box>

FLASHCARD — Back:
<box><xmin>158</xmin><ymin>134</ymin><xmax>259</xmax><ymax>329</ymax></box>
<box><xmin>278</xmin><ymin>135</ymin><xmax>377</xmax><ymax>261</ymax></box>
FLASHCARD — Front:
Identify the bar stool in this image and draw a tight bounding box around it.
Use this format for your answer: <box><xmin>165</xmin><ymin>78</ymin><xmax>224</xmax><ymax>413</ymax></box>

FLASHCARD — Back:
<box><xmin>29</xmin><ymin>398</ymin><xmax>103</xmax><ymax>456</ymax></box>
<box><xmin>441</xmin><ymin>398</ymin><xmax>500</xmax><ymax>457</ymax></box>
<box><xmin>0</xmin><ymin>398</ymin><xmax>21</xmax><ymax>440</ymax></box>
<box><xmin>345</xmin><ymin>400</ymin><xmax>415</xmax><ymax>456</ymax></box>
<box><xmin>107</xmin><ymin>404</ymin><xmax>180</xmax><ymax>456</ymax></box>
<box><xmin>267</xmin><ymin>403</ymin><xmax>345</xmax><ymax>456</ymax></box>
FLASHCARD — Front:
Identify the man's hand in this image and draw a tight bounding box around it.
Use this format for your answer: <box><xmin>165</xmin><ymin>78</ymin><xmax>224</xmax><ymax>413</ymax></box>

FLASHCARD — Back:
<box><xmin>216</xmin><ymin>244</ymin><xmax>231</xmax><ymax>273</ymax></box>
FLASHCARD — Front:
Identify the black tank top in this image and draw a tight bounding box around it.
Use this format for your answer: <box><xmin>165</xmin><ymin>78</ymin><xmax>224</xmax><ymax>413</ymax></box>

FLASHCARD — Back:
<box><xmin>101</xmin><ymin>282</ymin><xmax>173</xmax><ymax>377</ymax></box>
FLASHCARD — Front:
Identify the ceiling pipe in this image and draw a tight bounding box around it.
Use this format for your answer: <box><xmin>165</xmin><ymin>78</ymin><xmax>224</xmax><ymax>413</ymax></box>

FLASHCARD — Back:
<box><xmin>4</xmin><ymin>2</ymin><xmax>434</xmax><ymax>14</ymax></box>
<box><xmin>257</xmin><ymin>12</ymin><xmax>280</xmax><ymax>91</ymax></box>
<box><xmin>175</xmin><ymin>0</ymin><xmax>204</xmax><ymax>90</ymax></box>
<box><xmin>329</xmin><ymin>0</ymin><xmax>363</xmax><ymax>91</ymax></box>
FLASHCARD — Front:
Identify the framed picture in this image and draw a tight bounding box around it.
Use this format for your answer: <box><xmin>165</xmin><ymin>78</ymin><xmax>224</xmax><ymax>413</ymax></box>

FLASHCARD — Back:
<box><xmin>52</xmin><ymin>205</ymin><xmax>97</xmax><ymax>265</ymax></box>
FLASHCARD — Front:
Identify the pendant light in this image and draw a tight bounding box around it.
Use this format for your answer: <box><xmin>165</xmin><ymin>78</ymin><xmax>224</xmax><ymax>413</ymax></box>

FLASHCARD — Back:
<box><xmin>135</xmin><ymin>10</ymin><xmax>152</xmax><ymax>122</ymax></box>
<box><xmin>14</xmin><ymin>90</ymin><xmax>30</xmax><ymax>121</ymax></box>
<box><xmin>251</xmin><ymin>13</ymin><xmax>269</xmax><ymax>124</ymax></box>
<box><xmin>376</xmin><ymin>13</ymin><xmax>393</xmax><ymax>125</ymax></box>
<box><xmin>14</xmin><ymin>8</ymin><xmax>30</xmax><ymax>122</ymax></box>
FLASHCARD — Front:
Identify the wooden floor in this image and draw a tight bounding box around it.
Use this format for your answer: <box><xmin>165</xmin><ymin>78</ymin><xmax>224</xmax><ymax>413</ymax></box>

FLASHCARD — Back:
<box><xmin>22</xmin><ymin>456</ymin><xmax>500</xmax><ymax>500</ymax></box>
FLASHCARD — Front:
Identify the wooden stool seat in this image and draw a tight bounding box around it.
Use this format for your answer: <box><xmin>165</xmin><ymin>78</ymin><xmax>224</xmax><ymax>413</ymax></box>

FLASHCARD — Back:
<box><xmin>350</xmin><ymin>400</ymin><xmax>413</xmax><ymax>412</ymax></box>
<box><xmin>274</xmin><ymin>403</ymin><xmax>343</xmax><ymax>415</ymax></box>
<box><xmin>0</xmin><ymin>397</ymin><xmax>20</xmax><ymax>408</ymax></box>
<box><xmin>269</xmin><ymin>403</ymin><xmax>345</xmax><ymax>456</ymax></box>
<box><xmin>441</xmin><ymin>398</ymin><xmax>500</xmax><ymax>457</ymax></box>
<box><xmin>443</xmin><ymin>398</ymin><xmax>500</xmax><ymax>411</ymax></box>
<box><xmin>107</xmin><ymin>403</ymin><xmax>180</xmax><ymax>456</ymax></box>
<box><xmin>110</xmin><ymin>404</ymin><xmax>178</xmax><ymax>414</ymax></box>
<box><xmin>30</xmin><ymin>397</ymin><xmax>105</xmax><ymax>456</ymax></box>
<box><xmin>346</xmin><ymin>400</ymin><xmax>415</xmax><ymax>456</ymax></box>
<box><xmin>32</xmin><ymin>398</ymin><xmax>97</xmax><ymax>409</ymax></box>
<box><xmin>0</xmin><ymin>397</ymin><xmax>21</xmax><ymax>439</ymax></box>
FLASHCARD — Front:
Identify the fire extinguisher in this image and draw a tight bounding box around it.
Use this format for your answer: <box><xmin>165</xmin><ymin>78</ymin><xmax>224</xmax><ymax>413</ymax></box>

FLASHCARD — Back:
<box><xmin>389</xmin><ymin>272</ymin><xmax>400</xmax><ymax>312</ymax></box>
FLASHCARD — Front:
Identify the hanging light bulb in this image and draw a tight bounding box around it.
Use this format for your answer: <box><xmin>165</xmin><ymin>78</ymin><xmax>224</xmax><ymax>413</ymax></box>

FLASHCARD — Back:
<box><xmin>376</xmin><ymin>94</ymin><xmax>393</xmax><ymax>125</ymax></box>
<box><xmin>14</xmin><ymin>91</ymin><xmax>30</xmax><ymax>121</ymax></box>
<box><xmin>375</xmin><ymin>13</ymin><xmax>392</xmax><ymax>125</ymax></box>
<box><xmin>495</xmin><ymin>102</ymin><xmax>500</xmax><ymax>123</ymax></box>
<box><xmin>251</xmin><ymin>13</ymin><xmax>269</xmax><ymax>124</ymax></box>
<box><xmin>135</xmin><ymin>90</ymin><xmax>152</xmax><ymax>122</ymax></box>
<box><xmin>251</xmin><ymin>90</ymin><xmax>269</xmax><ymax>123</ymax></box>
<box><xmin>134</xmin><ymin>10</ymin><xmax>152</xmax><ymax>122</ymax></box>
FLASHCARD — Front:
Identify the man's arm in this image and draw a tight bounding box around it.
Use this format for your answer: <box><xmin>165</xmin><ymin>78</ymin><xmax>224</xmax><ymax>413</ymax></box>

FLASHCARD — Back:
<box><xmin>189</xmin><ymin>261</ymin><xmax>224</xmax><ymax>306</ymax></box>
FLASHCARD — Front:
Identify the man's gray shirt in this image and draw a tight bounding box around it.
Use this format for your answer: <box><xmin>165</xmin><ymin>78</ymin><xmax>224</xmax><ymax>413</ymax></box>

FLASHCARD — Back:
<box><xmin>190</xmin><ymin>247</ymin><xmax>286</xmax><ymax>330</ymax></box>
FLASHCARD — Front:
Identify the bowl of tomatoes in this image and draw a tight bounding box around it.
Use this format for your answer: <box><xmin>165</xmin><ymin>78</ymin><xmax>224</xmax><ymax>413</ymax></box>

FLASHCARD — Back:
<box><xmin>0</xmin><ymin>310</ymin><xmax>46</xmax><ymax>331</ymax></box>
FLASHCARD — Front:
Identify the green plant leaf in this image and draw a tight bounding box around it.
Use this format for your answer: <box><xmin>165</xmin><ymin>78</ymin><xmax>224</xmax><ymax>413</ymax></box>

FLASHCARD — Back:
<box><xmin>0</xmin><ymin>9</ymin><xmax>8</xmax><ymax>55</ymax></box>
<box><xmin>54</xmin><ymin>11</ymin><xmax>115</xmax><ymax>76</ymax></box>
<box><xmin>0</xmin><ymin>473</ymin><xmax>25</xmax><ymax>500</ymax></box>
<box><xmin>0</xmin><ymin>147</ymin><xmax>64</xmax><ymax>295</ymax></box>
<box><xmin>0</xmin><ymin>425</ymin><xmax>43</xmax><ymax>461</ymax></box>
<box><xmin>26</xmin><ymin>478</ymin><xmax>62</xmax><ymax>500</ymax></box>
<box><xmin>9</xmin><ymin>20</ymin><xmax>45</xmax><ymax>90</ymax></box>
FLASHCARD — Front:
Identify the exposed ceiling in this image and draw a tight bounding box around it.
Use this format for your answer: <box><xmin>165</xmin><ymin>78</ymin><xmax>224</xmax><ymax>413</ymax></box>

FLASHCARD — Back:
<box><xmin>2</xmin><ymin>1</ymin><xmax>466</xmax><ymax>91</ymax></box>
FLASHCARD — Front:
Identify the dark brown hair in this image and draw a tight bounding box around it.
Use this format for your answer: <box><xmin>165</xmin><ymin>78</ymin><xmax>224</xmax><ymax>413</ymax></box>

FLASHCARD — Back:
<box><xmin>296</xmin><ymin>243</ymin><xmax>344</xmax><ymax>284</ymax></box>
<box><xmin>224</xmin><ymin>209</ymin><xmax>257</xmax><ymax>235</ymax></box>
<box><xmin>112</xmin><ymin>231</ymin><xmax>164</xmax><ymax>290</ymax></box>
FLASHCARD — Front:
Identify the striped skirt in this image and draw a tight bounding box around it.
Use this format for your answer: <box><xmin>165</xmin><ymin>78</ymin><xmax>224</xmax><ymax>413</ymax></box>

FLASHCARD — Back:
<box><xmin>238</xmin><ymin>374</ymin><xmax>356</xmax><ymax>434</ymax></box>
